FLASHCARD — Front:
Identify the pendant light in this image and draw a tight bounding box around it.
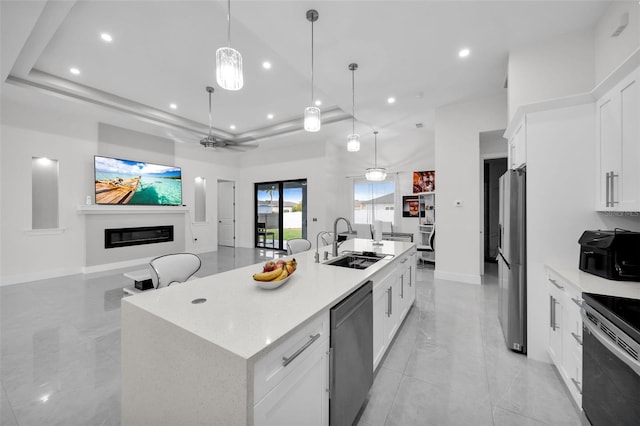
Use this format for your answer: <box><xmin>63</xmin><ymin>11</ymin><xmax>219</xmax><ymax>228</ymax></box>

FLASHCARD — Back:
<box><xmin>304</xmin><ymin>9</ymin><xmax>321</xmax><ymax>132</ymax></box>
<box><xmin>366</xmin><ymin>131</ymin><xmax>387</xmax><ymax>181</ymax></box>
<box><xmin>216</xmin><ymin>0</ymin><xmax>243</xmax><ymax>91</ymax></box>
<box><xmin>347</xmin><ymin>63</ymin><xmax>360</xmax><ymax>152</ymax></box>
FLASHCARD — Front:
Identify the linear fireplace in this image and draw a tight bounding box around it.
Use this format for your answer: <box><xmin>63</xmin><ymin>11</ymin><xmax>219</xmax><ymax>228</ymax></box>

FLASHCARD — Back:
<box><xmin>105</xmin><ymin>225</ymin><xmax>174</xmax><ymax>249</ymax></box>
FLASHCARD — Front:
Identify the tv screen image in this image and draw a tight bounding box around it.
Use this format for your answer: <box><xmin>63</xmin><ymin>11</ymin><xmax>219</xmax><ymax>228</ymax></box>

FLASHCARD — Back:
<box><xmin>94</xmin><ymin>156</ymin><xmax>182</xmax><ymax>205</ymax></box>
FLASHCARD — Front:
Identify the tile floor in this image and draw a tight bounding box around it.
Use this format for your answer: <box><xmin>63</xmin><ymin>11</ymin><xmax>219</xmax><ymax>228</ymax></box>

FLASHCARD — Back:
<box><xmin>1</xmin><ymin>249</ymin><xmax>584</xmax><ymax>425</ymax></box>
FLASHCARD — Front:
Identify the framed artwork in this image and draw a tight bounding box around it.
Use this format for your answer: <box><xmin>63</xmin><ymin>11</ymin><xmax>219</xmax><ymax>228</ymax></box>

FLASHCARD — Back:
<box><xmin>402</xmin><ymin>195</ymin><xmax>421</xmax><ymax>217</ymax></box>
<box><xmin>413</xmin><ymin>170</ymin><xmax>435</xmax><ymax>193</ymax></box>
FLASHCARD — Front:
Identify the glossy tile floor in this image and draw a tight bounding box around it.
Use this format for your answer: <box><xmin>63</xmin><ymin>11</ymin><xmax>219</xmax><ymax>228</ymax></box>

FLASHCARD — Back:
<box><xmin>357</xmin><ymin>263</ymin><xmax>586</xmax><ymax>426</ymax></box>
<box><xmin>1</xmin><ymin>251</ymin><xmax>583</xmax><ymax>425</ymax></box>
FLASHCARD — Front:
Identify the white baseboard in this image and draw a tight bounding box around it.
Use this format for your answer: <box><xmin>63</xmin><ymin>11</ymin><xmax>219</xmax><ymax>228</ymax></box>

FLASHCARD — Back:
<box><xmin>434</xmin><ymin>270</ymin><xmax>482</xmax><ymax>285</ymax></box>
<box><xmin>81</xmin><ymin>257</ymin><xmax>153</xmax><ymax>274</ymax></box>
<box><xmin>1</xmin><ymin>267</ymin><xmax>83</xmax><ymax>286</ymax></box>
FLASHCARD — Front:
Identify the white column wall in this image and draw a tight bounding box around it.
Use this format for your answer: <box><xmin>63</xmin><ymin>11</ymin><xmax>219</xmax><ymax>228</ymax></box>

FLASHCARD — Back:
<box><xmin>434</xmin><ymin>94</ymin><xmax>507</xmax><ymax>284</ymax></box>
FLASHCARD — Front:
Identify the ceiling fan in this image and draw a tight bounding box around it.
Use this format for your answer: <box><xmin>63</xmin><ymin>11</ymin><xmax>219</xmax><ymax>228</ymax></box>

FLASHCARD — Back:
<box><xmin>199</xmin><ymin>86</ymin><xmax>257</xmax><ymax>151</ymax></box>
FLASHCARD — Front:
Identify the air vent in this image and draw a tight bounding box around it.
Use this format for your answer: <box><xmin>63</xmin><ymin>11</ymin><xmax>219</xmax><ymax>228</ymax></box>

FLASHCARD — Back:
<box><xmin>588</xmin><ymin>307</ymin><xmax>640</xmax><ymax>361</ymax></box>
<box><xmin>618</xmin><ymin>338</ymin><xmax>639</xmax><ymax>361</ymax></box>
<box><xmin>600</xmin><ymin>322</ymin><xmax>616</xmax><ymax>341</ymax></box>
<box><xmin>611</xmin><ymin>12</ymin><xmax>629</xmax><ymax>37</ymax></box>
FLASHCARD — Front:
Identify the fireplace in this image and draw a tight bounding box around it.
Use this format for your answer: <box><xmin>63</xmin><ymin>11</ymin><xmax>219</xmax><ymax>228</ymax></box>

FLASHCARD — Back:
<box><xmin>105</xmin><ymin>225</ymin><xmax>174</xmax><ymax>249</ymax></box>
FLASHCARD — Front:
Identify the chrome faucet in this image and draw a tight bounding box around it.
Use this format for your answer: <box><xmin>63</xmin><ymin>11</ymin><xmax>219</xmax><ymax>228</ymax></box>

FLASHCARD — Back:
<box><xmin>315</xmin><ymin>231</ymin><xmax>325</xmax><ymax>263</ymax></box>
<box><xmin>332</xmin><ymin>217</ymin><xmax>354</xmax><ymax>257</ymax></box>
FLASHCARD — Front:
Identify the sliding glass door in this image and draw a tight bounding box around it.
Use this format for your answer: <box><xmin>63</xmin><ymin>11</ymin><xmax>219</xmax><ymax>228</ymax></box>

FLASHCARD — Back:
<box><xmin>255</xmin><ymin>179</ymin><xmax>307</xmax><ymax>250</ymax></box>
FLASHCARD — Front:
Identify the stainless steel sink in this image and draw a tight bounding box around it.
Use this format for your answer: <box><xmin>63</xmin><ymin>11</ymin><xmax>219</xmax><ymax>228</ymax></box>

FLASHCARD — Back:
<box><xmin>324</xmin><ymin>251</ymin><xmax>392</xmax><ymax>270</ymax></box>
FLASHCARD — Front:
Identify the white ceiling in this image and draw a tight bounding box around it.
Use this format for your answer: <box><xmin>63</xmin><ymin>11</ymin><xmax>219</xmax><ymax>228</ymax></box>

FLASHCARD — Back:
<box><xmin>1</xmin><ymin>0</ymin><xmax>610</xmax><ymax>150</ymax></box>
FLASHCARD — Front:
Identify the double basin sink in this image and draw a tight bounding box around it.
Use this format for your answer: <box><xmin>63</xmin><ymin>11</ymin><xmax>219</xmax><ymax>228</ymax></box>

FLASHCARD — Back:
<box><xmin>324</xmin><ymin>251</ymin><xmax>393</xmax><ymax>270</ymax></box>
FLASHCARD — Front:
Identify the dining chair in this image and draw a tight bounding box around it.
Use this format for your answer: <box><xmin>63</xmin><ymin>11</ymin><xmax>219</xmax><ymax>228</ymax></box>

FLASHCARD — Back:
<box><xmin>286</xmin><ymin>238</ymin><xmax>312</xmax><ymax>255</ymax></box>
<box><xmin>149</xmin><ymin>253</ymin><xmax>202</xmax><ymax>289</ymax></box>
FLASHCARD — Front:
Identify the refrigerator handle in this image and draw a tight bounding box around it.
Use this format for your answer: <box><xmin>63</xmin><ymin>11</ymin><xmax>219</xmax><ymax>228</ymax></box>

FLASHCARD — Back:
<box><xmin>498</xmin><ymin>224</ymin><xmax>502</xmax><ymax>250</ymax></box>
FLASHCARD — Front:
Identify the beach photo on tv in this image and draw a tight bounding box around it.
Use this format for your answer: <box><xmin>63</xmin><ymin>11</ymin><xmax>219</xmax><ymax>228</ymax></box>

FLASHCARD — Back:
<box><xmin>94</xmin><ymin>156</ymin><xmax>182</xmax><ymax>205</ymax></box>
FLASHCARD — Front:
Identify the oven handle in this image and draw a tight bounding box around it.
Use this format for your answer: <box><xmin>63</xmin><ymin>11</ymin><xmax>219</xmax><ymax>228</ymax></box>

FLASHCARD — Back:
<box><xmin>581</xmin><ymin>309</ymin><xmax>640</xmax><ymax>376</ymax></box>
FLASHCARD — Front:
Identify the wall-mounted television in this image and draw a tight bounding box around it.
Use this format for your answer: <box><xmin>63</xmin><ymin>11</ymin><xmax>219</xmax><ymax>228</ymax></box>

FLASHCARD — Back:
<box><xmin>94</xmin><ymin>155</ymin><xmax>182</xmax><ymax>205</ymax></box>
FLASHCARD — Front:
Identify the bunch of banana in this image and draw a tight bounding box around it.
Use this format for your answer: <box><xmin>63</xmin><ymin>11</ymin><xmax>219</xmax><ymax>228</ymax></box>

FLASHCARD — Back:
<box><xmin>253</xmin><ymin>258</ymin><xmax>297</xmax><ymax>282</ymax></box>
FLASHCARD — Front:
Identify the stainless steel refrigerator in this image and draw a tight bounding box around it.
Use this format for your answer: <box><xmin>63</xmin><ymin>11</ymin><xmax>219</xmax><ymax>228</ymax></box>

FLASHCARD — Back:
<box><xmin>497</xmin><ymin>169</ymin><xmax>526</xmax><ymax>353</ymax></box>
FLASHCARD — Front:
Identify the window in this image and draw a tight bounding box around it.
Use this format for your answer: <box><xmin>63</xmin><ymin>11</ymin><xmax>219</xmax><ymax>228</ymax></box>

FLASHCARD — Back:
<box><xmin>353</xmin><ymin>179</ymin><xmax>395</xmax><ymax>225</ymax></box>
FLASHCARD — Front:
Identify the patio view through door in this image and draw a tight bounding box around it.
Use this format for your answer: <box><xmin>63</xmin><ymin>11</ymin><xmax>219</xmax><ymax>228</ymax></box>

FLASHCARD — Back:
<box><xmin>255</xmin><ymin>179</ymin><xmax>307</xmax><ymax>251</ymax></box>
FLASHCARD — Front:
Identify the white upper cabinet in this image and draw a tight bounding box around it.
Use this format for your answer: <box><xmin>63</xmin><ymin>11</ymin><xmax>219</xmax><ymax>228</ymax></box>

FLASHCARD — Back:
<box><xmin>596</xmin><ymin>66</ymin><xmax>640</xmax><ymax>211</ymax></box>
<box><xmin>508</xmin><ymin>116</ymin><xmax>527</xmax><ymax>170</ymax></box>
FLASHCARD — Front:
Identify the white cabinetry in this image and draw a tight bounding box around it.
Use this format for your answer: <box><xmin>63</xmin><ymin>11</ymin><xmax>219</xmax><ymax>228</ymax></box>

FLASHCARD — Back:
<box><xmin>508</xmin><ymin>116</ymin><xmax>526</xmax><ymax>170</ymax></box>
<box><xmin>254</xmin><ymin>312</ymin><xmax>330</xmax><ymax>426</ymax></box>
<box><xmin>596</xmin><ymin>66</ymin><xmax>640</xmax><ymax>211</ymax></box>
<box><xmin>372</xmin><ymin>250</ymin><xmax>417</xmax><ymax>370</ymax></box>
<box><xmin>546</xmin><ymin>268</ymin><xmax>583</xmax><ymax>408</ymax></box>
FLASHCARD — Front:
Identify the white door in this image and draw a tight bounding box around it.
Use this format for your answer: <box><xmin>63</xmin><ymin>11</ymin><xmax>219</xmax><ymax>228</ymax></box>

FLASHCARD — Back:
<box><xmin>217</xmin><ymin>180</ymin><xmax>235</xmax><ymax>247</ymax></box>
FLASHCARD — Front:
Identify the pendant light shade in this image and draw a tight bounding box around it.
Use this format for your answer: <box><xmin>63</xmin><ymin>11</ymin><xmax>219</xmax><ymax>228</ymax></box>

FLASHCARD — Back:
<box><xmin>216</xmin><ymin>47</ymin><xmax>243</xmax><ymax>90</ymax></box>
<box><xmin>365</xmin><ymin>168</ymin><xmax>387</xmax><ymax>181</ymax></box>
<box><xmin>347</xmin><ymin>133</ymin><xmax>360</xmax><ymax>152</ymax></box>
<box><xmin>366</xmin><ymin>131</ymin><xmax>387</xmax><ymax>181</ymax></box>
<box><xmin>304</xmin><ymin>9</ymin><xmax>321</xmax><ymax>132</ymax></box>
<box><xmin>304</xmin><ymin>106</ymin><xmax>321</xmax><ymax>132</ymax></box>
<box><xmin>216</xmin><ymin>0</ymin><xmax>243</xmax><ymax>91</ymax></box>
<box><xmin>347</xmin><ymin>63</ymin><xmax>360</xmax><ymax>152</ymax></box>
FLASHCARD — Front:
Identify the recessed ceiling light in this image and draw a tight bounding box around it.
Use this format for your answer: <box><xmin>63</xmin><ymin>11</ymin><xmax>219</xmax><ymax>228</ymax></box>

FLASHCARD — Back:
<box><xmin>262</xmin><ymin>61</ymin><xmax>272</xmax><ymax>69</ymax></box>
<box><xmin>459</xmin><ymin>48</ymin><xmax>470</xmax><ymax>58</ymax></box>
<box><xmin>315</xmin><ymin>100</ymin><xmax>322</xmax><ymax>106</ymax></box>
<box><xmin>69</xmin><ymin>67</ymin><xmax>80</xmax><ymax>75</ymax></box>
<box><xmin>100</xmin><ymin>33</ymin><xmax>113</xmax><ymax>42</ymax></box>
<box><xmin>267</xmin><ymin>114</ymin><xmax>274</xmax><ymax>120</ymax></box>
<box><xmin>169</xmin><ymin>103</ymin><xmax>177</xmax><ymax>110</ymax></box>
<box><xmin>387</xmin><ymin>97</ymin><xmax>396</xmax><ymax>104</ymax></box>
<box><xmin>230</xmin><ymin>124</ymin><xmax>236</xmax><ymax>130</ymax></box>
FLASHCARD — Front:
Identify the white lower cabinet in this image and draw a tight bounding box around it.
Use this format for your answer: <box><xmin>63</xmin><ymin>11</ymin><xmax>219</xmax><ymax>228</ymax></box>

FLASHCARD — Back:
<box><xmin>373</xmin><ymin>250</ymin><xmax>417</xmax><ymax>370</ymax></box>
<box><xmin>546</xmin><ymin>268</ymin><xmax>583</xmax><ymax>408</ymax></box>
<box><xmin>254</xmin><ymin>341</ymin><xmax>329</xmax><ymax>426</ymax></box>
<box><xmin>253</xmin><ymin>312</ymin><xmax>329</xmax><ymax>426</ymax></box>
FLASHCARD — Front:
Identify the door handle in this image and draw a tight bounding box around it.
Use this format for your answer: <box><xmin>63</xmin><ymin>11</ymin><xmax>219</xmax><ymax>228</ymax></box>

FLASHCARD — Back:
<box><xmin>548</xmin><ymin>278</ymin><xmax>564</xmax><ymax>290</ymax></box>
<box><xmin>606</xmin><ymin>171</ymin><xmax>611</xmax><ymax>207</ymax></box>
<box><xmin>610</xmin><ymin>171</ymin><xmax>619</xmax><ymax>206</ymax></box>
<box><xmin>400</xmin><ymin>276</ymin><xmax>404</xmax><ymax>299</ymax></box>
<box><xmin>282</xmin><ymin>333</ymin><xmax>321</xmax><ymax>367</ymax></box>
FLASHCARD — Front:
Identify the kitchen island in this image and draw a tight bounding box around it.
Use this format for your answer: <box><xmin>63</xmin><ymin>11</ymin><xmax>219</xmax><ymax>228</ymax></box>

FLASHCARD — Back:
<box><xmin>121</xmin><ymin>239</ymin><xmax>417</xmax><ymax>426</ymax></box>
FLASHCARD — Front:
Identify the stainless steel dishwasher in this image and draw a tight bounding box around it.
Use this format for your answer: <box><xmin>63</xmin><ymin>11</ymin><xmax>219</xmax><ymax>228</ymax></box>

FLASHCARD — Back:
<box><xmin>329</xmin><ymin>281</ymin><xmax>373</xmax><ymax>426</ymax></box>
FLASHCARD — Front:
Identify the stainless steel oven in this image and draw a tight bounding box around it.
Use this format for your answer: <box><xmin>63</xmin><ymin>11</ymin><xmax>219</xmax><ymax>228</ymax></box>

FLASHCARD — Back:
<box><xmin>581</xmin><ymin>293</ymin><xmax>640</xmax><ymax>426</ymax></box>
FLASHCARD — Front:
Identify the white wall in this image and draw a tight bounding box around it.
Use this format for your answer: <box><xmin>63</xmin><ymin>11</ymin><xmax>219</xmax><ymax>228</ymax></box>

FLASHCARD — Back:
<box><xmin>0</xmin><ymin>100</ymin><xmax>237</xmax><ymax>284</ymax></box>
<box><xmin>434</xmin><ymin>93</ymin><xmax>507</xmax><ymax>284</ymax></box>
<box><xmin>507</xmin><ymin>29</ymin><xmax>595</xmax><ymax>120</ymax></box>
<box><xmin>1</xmin><ymin>102</ymin><xmax>97</xmax><ymax>283</ymax></box>
<box><xmin>594</xmin><ymin>1</ymin><xmax>640</xmax><ymax>83</ymax></box>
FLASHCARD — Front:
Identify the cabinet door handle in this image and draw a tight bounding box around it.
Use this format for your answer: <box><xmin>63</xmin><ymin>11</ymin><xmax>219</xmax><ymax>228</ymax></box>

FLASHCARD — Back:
<box><xmin>549</xmin><ymin>295</ymin><xmax>559</xmax><ymax>331</ymax></box>
<box><xmin>400</xmin><ymin>276</ymin><xmax>404</xmax><ymax>299</ymax></box>
<box><xmin>282</xmin><ymin>333</ymin><xmax>321</xmax><ymax>367</ymax></box>
<box><xmin>611</xmin><ymin>171</ymin><xmax>619</xmax><ymax>206</ymax></box>
<box><xmin>571</xmin><ymin>297</ymin><xmax>582</xmax><ymax>308</ymax></box>
<box><xmin>549</xmin><ymin>278</ymin><xmax>564</xmax><ymax>290</ymax></box>
<box><xmin>387</xmin><ymin>286</ymin><xmax>393</xmax><ymax>317</ymax></box>
<box><xmin>606</xmin><ymin>171</ymin><xmax>611</xmax><ymax>207</ymax></box>
<box><xmin>571</xmin><ymin>377</ymin><xmax>582</xmax><ymax>395</ymax></box>
<box><xmin>401</xmin><ymin>258</ymin><xmax>408</xmax><ymax>264</ymax></box>
<box><xmin>571</xmin><ymin>332</ymin><xmax>583</xmax><ymax>346</ymax></box>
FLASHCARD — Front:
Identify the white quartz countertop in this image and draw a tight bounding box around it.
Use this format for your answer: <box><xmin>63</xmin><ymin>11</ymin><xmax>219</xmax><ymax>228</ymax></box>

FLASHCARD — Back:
<box><xmin>122</xmin><ymin>239</ymin><xmax>415</xmax><ymax>361</ymax></box>
<box><xmin>545</xmin><ymin>263</ymin><xmax>640</xmax><ymax>300</ymax></box>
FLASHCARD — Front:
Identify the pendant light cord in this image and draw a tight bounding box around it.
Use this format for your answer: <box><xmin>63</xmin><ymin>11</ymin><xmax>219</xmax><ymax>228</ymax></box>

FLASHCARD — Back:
<box><xmin>208</xmin><ymin>91</ymin><xmax>213</xmax><ymax>138</ymax></box>
<box><xmin>226</xmin><ymin>0</ymin><xmax>231</xmax><ymax>47</ymax></box>
<box><xmin>310</xmin><ymin>19</ymin><xmax>315</xmax><ymax>103</ymax></box>
<box><xmin>374</xmin><ymin>131</ymin><xmax>378</xmax><ymax>167</ymax></box>
<box><xmin>351</xmin><ymin>68</ymin><xmax>355</xmax><ymax>133</ymax></box>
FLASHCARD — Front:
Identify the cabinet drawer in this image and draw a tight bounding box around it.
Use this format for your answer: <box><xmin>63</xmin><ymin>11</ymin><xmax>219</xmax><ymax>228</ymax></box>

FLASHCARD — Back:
<box><xmin>254</xmin><ymin>311</ymin><xmax>329</xmax><ymax>403</ymax></box>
